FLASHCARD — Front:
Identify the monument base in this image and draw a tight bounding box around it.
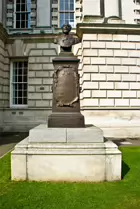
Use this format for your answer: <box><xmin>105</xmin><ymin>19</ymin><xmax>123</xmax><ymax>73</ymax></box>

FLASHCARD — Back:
<box><xmin>11</xmin><ymin>124</ymin><xmax>122</xmax><ymax>182</ymax></box>
<box><xmin>48</xmin><ymin>113</ymin><xmax>85</xmax><ymax>128</ymax></box>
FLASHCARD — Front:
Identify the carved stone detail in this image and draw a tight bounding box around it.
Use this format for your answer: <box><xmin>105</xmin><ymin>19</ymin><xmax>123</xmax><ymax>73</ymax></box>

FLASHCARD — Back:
<box><xmin>53</xmin><ymin>65</ymin><xmax>79</xmax><ymax>107</ymax></box>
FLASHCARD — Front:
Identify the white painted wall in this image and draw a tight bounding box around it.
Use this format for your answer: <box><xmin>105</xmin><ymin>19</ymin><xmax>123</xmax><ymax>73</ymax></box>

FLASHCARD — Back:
<box><xmin>83</xmin><ymin>0</ymin><xmax>101</xmax><ymax>16</ymax></box>
<box><xmin>105</xmin><ymin>0</ymin><xmax>119</xmax><ymax>17</ymax></box>
<box><xmin>121</xmin><ymin>0</ymin><xmax>135</xmax><ymax>24</ymax></box>
<box><xmin>37</xmin><ymin>0</ymin><xmax>51</xmax><ymax>27</ymax></box>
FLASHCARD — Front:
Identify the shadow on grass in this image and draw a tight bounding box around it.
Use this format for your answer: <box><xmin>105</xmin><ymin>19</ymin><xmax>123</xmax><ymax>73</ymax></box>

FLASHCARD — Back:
<box><xmin>122</xmin><ymin>160</ymin><xmax>130</xmax><ymax>179</ymax></box>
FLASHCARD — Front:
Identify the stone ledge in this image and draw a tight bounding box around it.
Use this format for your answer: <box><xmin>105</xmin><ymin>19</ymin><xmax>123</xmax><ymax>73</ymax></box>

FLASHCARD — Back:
<box><xmin>77</xmin><ymin>23</ymin><xmax>140</xmax><ymax>38</ymax></box>
<box><xmin>29</xmin><ymin>124</ymin><xmax>104</xmax><ymax>143</ymax></box>
<box><xmin>11</xmin><ymin>138</ymin><xmax>121</xmax><ymax>182</ymax></box>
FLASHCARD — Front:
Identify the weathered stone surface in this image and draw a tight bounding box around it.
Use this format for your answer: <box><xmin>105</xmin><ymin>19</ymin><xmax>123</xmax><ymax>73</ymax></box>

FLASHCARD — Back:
<box><xmin>11</xmin><ymin>136</ymin><xmax>122</xmax><ymax>182</ymax></box>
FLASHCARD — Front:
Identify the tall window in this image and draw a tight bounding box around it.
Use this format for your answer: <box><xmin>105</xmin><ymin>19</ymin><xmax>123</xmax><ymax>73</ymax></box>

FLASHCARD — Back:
<box><xmin>11</xmin><ymin>61</ymin><xmax>28</xmax><ymax>106</ymax></box>
<box><xmin>59</xmin><ymin>0</ymin><xmax>75</xmax><ymax>27</ymax></box>
<box><xmin>15</xmin><ymin>0</ymin><xmax>31</xmax><ymax>28</ymax></box>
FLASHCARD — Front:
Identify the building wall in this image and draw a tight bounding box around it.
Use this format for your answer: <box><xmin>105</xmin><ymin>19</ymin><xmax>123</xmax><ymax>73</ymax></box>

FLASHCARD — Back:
<box><xmin>2</xmin><ymin>36</ymin><xmax>59</xmax><ymax>132</ymax></box>
<box><xmin>80</xmin><ymin>33</ymin><xmax>140</xmax><ymax>109</ymax></box>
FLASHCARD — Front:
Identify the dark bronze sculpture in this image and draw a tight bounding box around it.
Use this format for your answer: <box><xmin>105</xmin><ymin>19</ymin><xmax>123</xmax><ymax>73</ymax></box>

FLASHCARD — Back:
<box><xmin>48</xmin><ymin>24</ymin><xmax>85</xmax><ymax>128</ymax></box>
<box><xmin>54</xmin><ymin>24</ymin><xmax>80</xmax><ymax>52</ymax></box>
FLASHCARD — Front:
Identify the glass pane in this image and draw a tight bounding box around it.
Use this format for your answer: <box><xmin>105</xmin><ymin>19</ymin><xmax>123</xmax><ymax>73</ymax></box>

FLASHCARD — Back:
<box><xmin>12</xmin><ymin>61</ymin><xmax>28</xmax><ymax>105</ymax></box>
<box><xmin>60</xmin><ymin>0</ymin><xmax>64</xmax><ymax>10</ymax></box>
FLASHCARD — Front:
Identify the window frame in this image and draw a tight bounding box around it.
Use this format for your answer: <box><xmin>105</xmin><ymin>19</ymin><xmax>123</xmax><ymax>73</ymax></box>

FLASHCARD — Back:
<box><xmin>14</xmin><ymin>0</ymin><xmax>31</xmax><ymax>29</ymax></box>
<box><xmin>10</xmin><ymin>60</ymin><xmax>28</xmax><ymax>108</ymax></box>
<box><xmin>59</xmin><ymin>0</ymin><xmax>76</xmax><ymax>28</ymax></box>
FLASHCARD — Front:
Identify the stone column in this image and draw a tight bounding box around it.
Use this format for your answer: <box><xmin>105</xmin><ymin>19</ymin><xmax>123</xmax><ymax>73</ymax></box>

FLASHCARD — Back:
<box><xmin>104</xmin><ymin>0</ymin><xmax>120</xmax><ymax>17</ymax></box>
<box><xmin>37</xmin><ymin>0</ymin><xmax>51</xmax><ymax>27</ymax></box>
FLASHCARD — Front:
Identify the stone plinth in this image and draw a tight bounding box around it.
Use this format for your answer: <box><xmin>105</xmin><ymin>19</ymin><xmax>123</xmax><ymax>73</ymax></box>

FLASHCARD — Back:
<box><xmin>48</xmin><ymin>55</ymin><xmax>85</xmax><ymax>128</ymax></box>
<box><xmin>11</xmin><ymin>124</ymin><xmax>122</xmax><ymax>182</ymax></box>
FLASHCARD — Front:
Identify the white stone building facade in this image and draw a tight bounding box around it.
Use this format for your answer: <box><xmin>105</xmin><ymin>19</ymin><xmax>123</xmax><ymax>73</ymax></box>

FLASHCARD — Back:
<box><xmin>0</xmin><ymin>0</ymin><xmax>140</xmax><ymax>137</ymax></box>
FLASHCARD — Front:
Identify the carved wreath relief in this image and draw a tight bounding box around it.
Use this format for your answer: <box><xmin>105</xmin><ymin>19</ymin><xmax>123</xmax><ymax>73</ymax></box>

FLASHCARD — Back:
<box><xmin>53</xmin><ymin>65</ymin><xmax>79</xmax><ymax>107</ymax></box>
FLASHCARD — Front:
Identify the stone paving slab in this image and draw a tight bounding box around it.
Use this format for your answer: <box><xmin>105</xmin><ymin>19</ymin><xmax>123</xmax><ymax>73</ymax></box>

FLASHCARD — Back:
<box><xmin>0</xmin><ymin>133</ymin><xmax>28</xmax><ymax>158</ymax></box>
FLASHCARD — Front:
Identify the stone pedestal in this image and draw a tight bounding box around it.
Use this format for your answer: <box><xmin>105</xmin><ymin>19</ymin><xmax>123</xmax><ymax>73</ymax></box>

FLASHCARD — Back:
<box><xmin>11</xmin><ymin>124</ymin><xmax>122</xmax><ymax>182</ymax></box>
<box><xmin>48</xmin><ymin>55</ymin><xmax>85</xmax><ymax>128</ymax></box>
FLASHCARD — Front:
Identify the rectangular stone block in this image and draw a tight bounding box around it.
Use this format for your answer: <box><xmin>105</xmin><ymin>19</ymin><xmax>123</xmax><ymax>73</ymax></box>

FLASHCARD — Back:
<box><xmin>99</xmin><ymin>50</ymin><xmax>113</xmax><ymax>57</ymax></box>
<box><xmin>36</xmin><ymin>100</ymin><xmax>50</xmax><ymax>107</ymax></box>
<box><xmin>36</xmin><ymin>57</ymin><xmax>50</xmax><ymax>63</ymax></box>
<box><xmin>30</xmin><ymin>50</ymin><xmax>42</xmax><ymax>56</ymax></box>
<box><xmin>122</xmin><ymin>91</ymin><xmax>136</xmax><ymax>98</ymax></box>
<box><xmin>37</xmin><ymin>43</ymin><xmax>50</xmax><ymax>48</ymax></box>
<box><xmin>99</xmin><ymin>99</ymin><xmax>114</xmax><ymax>106</ymax></box>
<box><xmin>29</xmin><ymin>78</ymin><xmax>42</xmax><ymax>85</ymax></box>
<box><xmin>29</xmin><ymin>125</ymin><xmax>66</xmax><ymax>142</ymax></box>
<box><xmin>83</xmin><ymin>65</ymin><xmax>98</xmax><ymax>72</ymax></box>
<box><xmin>83</xmin><ymin>90</ymin><xmax>91</xmax><ymax>98</ymax></box>
<box><xmin>122</xmin><ymin>74</ymin><xmax>136</xmax><ymax>81</ymax></box>
<box><xmin>106</xmin><ymin>42</ymin><xmax>121</xmax><ymax>49</ymax></box>
<box><xmin>42</xmin><ymin>93</ymin><xmax>52</xmax><ymax>99</ymax></box>
<box><xmin>105</xmin><ymin>141</ymin><xmax>122</xmax><ymax>181</ymax></box>
<box><xmin>28</xmin><ymin>93</ymin><xmax>42</xmax><ymax>100</ymax></box>
<box><xmin>99</xmin><ymin>66</ymin><xmax>114</xmax><ymax>73</ymax></box>
<box><xmin>114</xmin><ymin>50</ymin><xmax>128</xmax><ymax>57</ymax></box>
<box><xmin>83</xmin><ymin>99</ymin><xmax>99</xmax><ymax>106</ymax></box>
<box><xmin>113</xmin><ymin>35</ymin><xmax>127</xmax><ymax>41</ymax></box>
<box><xmin>83</xmin><ymin>49</ymin><xmax>98</xmax><ymax>56</ymax></box>
<box><xmin>83</xmin><ymin>57</ymin><xmax>91</xmax><ymax>64</ymax></box>
<box><xmin>91</xmin><ymin>73</ymin><xmax>106</xmax><ymax>81</ymax></box>
<box><xmin>92</xmin><ymin>90</ymin><xmax>106</xmax><ymax>98</ymax></box>
<box><xmin>27</xmin><ymin>155</ymin><xmax>106</xmax><ymax>182</ymax></box>
<box><xmin>107</xmin><ymin>91</ymin><xmax>121</xmax><ymax>98</ymax></box>
<box><xmin>91</xmin><ymin>42</ymin><xmax>105</xmax><ymax>49</ymax></box>
<box><xmin>83</xmin><ymin>73</ymin><xmax>91</xmax><ymax>80</ymax></box>
<box><xmin>130</xmin><ymin>99</ymin><xmax>140</xmax><ymax>106</ymax></box>
<box><xmin>107</xmin><ymin>74</ymin><xmax>121</xmax><ymax>81</ymax></box>
<box><xmin>11</xmin><ymin>154</ymin><xmax>27</xmax><ymax>181</ymax></box>
<box><xmin>115</xmin><ymin>99</ymin><xmax>129</xmax><ymax>106</ymax></box>
<box><xmin>29</xmin><ymin>64</ymin><xmax>42</xmax><ymax>70</ymax></box>
<box><xmin>121</xmin><ymin>42</ymin><xmax>135</xmax><ymax>49</ymax></box>
<box><xmin>91</xmin><ymin>57</ymin><xmax>106</xmax><ymax>65</ymax></box>
<box><xmin>121</xmin><ymin>58</ymin><xmax>136</xmax><ymax>65</ymax></box>
<box><xmin>28</xmin><ymin>86</ymin><xmax>35</xmax><ymax>92</ymax></box>
<box><xmin>82</xmin><ymin>41</ymin><xmax>90</xmax><ymax>48</ymax></box>
<box><xmin>83</xmin><ymin>34</ymin><xmax>97</xmax><ymax>41</ymax></box>
<box><xmin>36</xmin><ymin>86</ymin><xmax>50</xmax><ymax>92</ymax></box>
<box><xmin>99</xmin><ymin>82</ymin><xmax>114</xmax><ymax>89</ymax></box>
<box><xmin>130</xmin><ymin>83</ymin><xmax>140</xmax><ymax>90</ymax></box>
<box><xmin>36</xmin><ymin>71</ymin><xmax>50</xmax><ymax>78</ymax></box>
<box><xmin>43</xmin><ymin>50</ymin><xmax>56</xmax><ymax>56</ymax></box>
<box><xmin>115</xmin><ymin>82</ymin><xmax>129</xmax><ymax>90</ymax></box>
<box><xmin>106</xmin><ymin>58</ymin><xmax>121</xmax><ymax>65</ymax></box>
<box><xmin>98</xmin><ymin>34</ymin><xmax>112</xmax><ymax>41</ymax></box>
<box><xmin>129</xmin><ymin>66</ymin><xmax>140</xmax><ymax>74</ymax></box>
<box><xmin>114</xmin><ymin>66</ymin><xmax>129</xmax><ymax>73</ymax></box>
<box><xmin>43</xmin><ymin>78</ymin><xmax>53</xmax><ymax>85</ymax></box>
<box><xmin>28</xmin><ymin>71</ymin><xmax>35</xmax><ymax>77</ymax></box>
<box><xmin>136</xmin><ymin>43</ymin><xmax>140</xmax><ymax>49</ymax></box>
<box><xmin>128</xmin><ymin>50</ymin><xmax>140</xmax><ymax>57</ymax></box>
<box><xmin>128</xmin><ymin>35</ymin><xmax>140</xmax><ymax>42</ymax></box>
<box><xmin>67</xmin><ymin>127</ymin><xmax>104</xmax><ymax>143</ymax></box>
<box><xmin>43</xmin><ymin>64</ymin><xmax>54</xmax><ymax>70</ymax></box>
<box><xmin>83</xmin><ymin>82</ymin><xmax>99</xmax><ymax>89</ymax></box>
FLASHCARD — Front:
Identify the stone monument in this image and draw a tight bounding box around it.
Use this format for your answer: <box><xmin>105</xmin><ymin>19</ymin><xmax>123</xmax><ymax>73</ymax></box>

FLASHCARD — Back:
<box><xmin>48</xmin><ymin>24</ymin><xmax>85</xmax><ymax>128</ymax></box>
<box><xmin>11</xmin><ymin>24</ymin><xmax>122</xmax><ymax>182</ymax></box>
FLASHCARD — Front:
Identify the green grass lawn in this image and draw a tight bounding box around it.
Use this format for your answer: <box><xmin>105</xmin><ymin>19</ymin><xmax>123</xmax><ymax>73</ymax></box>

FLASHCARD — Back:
<box><xmin>0</xmin><ymin>147</ymin><xmax>140</xmax><ymax>209</ymax></box>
